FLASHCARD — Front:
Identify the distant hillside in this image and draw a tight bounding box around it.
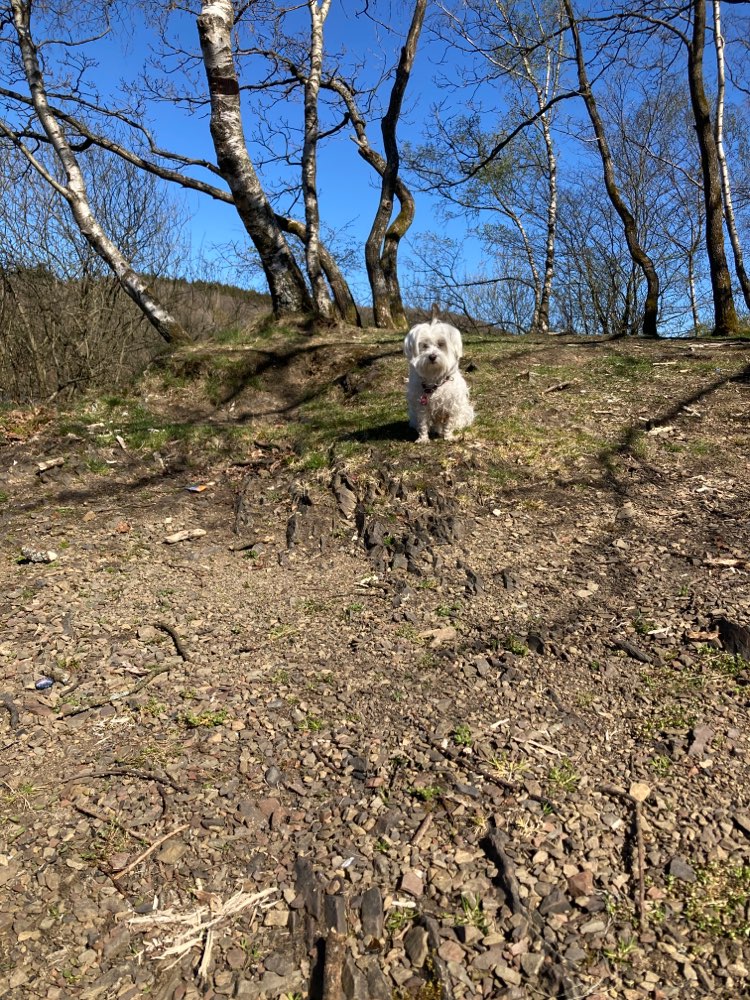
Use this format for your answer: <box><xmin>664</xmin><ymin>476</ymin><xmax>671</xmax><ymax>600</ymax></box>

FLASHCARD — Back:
<box><xmin>0</xmin><ymin>271</ymin><xmax>274</xmax><ymax>404</ymax></box>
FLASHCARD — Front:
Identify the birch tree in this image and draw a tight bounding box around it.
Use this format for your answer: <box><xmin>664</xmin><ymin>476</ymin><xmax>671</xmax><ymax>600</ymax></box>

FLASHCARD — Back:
<box><xmin>302</xmin><ymin>0</ymin><xmax>333</xmax><ymax>318</ymax></box>
<box><xmin>196</xmin><ymin>0</ymin><xmax>313</xmax><ymax>317</ymax></box>
<box><xmin>712</xmin><ymin>0</ymin><xmax>750</xmax><ymax>309</ymax></box>
<box><xmin>686</xmin><ymin>0</ymin><xmax>739</xmax><ymax>335</ymax></box>
<box><xmin>563</xmin><ymin>0</ymin><xmax>661</xmax><ymax>337</ymax></box>
<box><xmin>5</xmin><ymin>0</ymin><xmax>190</xmax><ymax>345</ymax></box>
<box><xmin>437</xmin><ymin>0</ymin><xmax>566</xmax><ymax>334</ymax></box>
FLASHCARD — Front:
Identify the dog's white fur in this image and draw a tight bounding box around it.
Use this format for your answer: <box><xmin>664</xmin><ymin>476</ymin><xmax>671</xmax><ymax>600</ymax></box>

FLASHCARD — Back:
<box><xmin>403</xmin><ymin>315</ymin><xmax>475</xmax><ymax>443</ymax></box>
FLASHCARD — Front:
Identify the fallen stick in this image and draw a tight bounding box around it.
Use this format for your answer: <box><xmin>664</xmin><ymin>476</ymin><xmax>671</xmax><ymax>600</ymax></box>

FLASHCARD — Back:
<box><xmin>154</xmin><ymin>621</ymin><xmax>190</xmax><ymax>660</ymax></box>
<box><xmin>58</xmin><ymin>664</ymin><xmax>172</xmax><ymax>719</ymax></box>
<box><xmin>113</xmin><ymin>823</ymin><xmax>188</xmax><ymax>880</ymax></box>
<box><xmin>412</xmin><ymin>812</ymin><xmax>433</xmax><ymax>847</ymax></box>
<box><xmin>597</xmin><ymin>783</ymin><xmax>647</xmax><ymax>929</ymax></box>
<box><xmin>483</xmin><ymin>826</ymin><xmax>526</xmax><ymax>918</ymax></box>
<box><xmin>68</xmin><ymin>767</ymin><xmax>187</xmax><ymax>793</ymax></box>
<box><xmin>0</xmin><ymin>693</ymin><xmax>20</xmax><ymax>730</ymax></box>
<box><xmin>72</xmin><ymin>801</ymin><xmax>150</xmax><ymax>844</ymax></box>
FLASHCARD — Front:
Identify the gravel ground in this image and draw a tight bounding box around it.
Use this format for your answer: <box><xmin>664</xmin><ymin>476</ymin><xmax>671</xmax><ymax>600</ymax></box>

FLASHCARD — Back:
<box><xmin>1</xmin><ymin>333</ymin><xmax>749</xmax><ymax>1000</ymax></box>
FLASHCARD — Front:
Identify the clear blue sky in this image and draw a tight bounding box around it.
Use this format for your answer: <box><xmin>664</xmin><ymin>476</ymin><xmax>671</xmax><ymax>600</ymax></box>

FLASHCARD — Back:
<box><xmin>89</xmin><ymin>3</ymin><xmax>480</xmax><ymax>302</ymax></box>
<box><xmin>43</xmin><ymin>1</ymin><xmax>749</xmax><ymax>323</ymax></box>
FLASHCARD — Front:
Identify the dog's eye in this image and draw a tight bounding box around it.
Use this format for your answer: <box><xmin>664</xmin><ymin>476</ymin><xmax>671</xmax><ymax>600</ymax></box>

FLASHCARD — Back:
<box><xmin>437</xmin><ymin>340</ymin><xmax>446</xmax><ymax>348</ymax></box>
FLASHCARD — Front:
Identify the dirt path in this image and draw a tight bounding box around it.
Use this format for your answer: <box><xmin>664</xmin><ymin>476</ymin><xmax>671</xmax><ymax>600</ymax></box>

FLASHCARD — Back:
<box><xmin>1</xmin><ymin>332</ymin><xmax>749</xmax><ymax>999</ymax></box>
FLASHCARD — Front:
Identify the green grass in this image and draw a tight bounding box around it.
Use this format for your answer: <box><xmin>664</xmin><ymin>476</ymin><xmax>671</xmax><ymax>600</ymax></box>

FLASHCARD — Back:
<box><xmin>675</xmin><ymin>863</ymin><xmax>750</xmax><ymax>939</ymax></box>
<box><xmin>597</xmin><ymin>354</ymin><xmax>654</xmax><ymax>380</ymax></box>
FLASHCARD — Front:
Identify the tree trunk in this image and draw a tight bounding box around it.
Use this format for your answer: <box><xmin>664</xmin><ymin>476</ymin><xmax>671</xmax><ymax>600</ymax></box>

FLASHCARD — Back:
<box><xmin>712</xmin><ymin>0</ymin><xmax>750</xmax><ymax>310</ymax></box>
<box><xmin>563</xmin><ymin>0</ymin><xmax>660</xmax><ymax>338</ymax></box>
<box><xmin>10</xmin><ymin>0</ymin><xmax>190</xmax><ymax>346</ymax></box>
<box><xmin>365</xmin><ymin>0</ymin><xmax>427</xmax><ymax>328</ymax></box>
<box><xmin>302</xmin><ymin>0</ymin><xmax>333</xmax><ymax>318</ymax></box>
<box><xmin>687</xmin><ymin>0</ymin><xmax>738</xmax><ymax>335</ymax></box>
<box><xmin>197</xmin><ymin>0</ymin><xmax>312</xmax><ymax>317</ymax></box>
<box><xmin>277</xmin><ymin>215</ymin><xmax>361</xmax><ymax>325</ymax></box>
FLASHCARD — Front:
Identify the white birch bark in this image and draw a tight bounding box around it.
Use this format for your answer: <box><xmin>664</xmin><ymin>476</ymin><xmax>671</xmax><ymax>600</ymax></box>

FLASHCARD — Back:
<box><xmin>10</xmin><ymin>0</ymin><xmax>189</xmax><ymax>346</ymax></box>
<box><xmin>712</xmin><ymin>0</ymin><xmax>750</xmax><ymax>308</ymax></box>
<box><xmin>197</xmin><ymin>0</ymin><xmax>312</xmax><ymax>316</ymax></box>
<box><xmin>302</xmin><ymin>0</ymin><xmax>333</xmax><ymax>318</ymax></box>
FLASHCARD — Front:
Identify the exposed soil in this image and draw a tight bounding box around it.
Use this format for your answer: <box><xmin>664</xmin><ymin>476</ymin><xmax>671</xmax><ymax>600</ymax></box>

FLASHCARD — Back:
<box><xmin>1</xmin><ymin>329</ymin><xmax>750</xmax><ymax>1000</ymax></box>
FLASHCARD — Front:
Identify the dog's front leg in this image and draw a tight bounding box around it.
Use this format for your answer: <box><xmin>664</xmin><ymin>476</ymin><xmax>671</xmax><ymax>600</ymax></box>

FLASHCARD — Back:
<box><xmin>415</xmin><ymin>413</ymin><xmax>430</xmax><ymax>443</ymax></box>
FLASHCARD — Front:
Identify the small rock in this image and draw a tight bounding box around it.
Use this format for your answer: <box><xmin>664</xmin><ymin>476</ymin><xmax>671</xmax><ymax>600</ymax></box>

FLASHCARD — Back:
<box><xmin>688</xmin><ymin>725</ymin><xmax>715</xmax><ymax>758</ymax></box>
<box><xmin>496</xmin><ymin>964</ymin><xmax>522</xmax><ymax>986</ymax></box>
<box><xmin>521</xmin><ymin>953</ymin><xmax>545</xmax><ymax>977</ymax></box>
<box><xmin>629</xmin><ymin>782</ymin><xmax>651</xmax><ymax>803</ymax></box>
<box><xmin>400</xmin><ymin>870</ymin><xmax>424</xmax><ymax>897</ymax></box>
<box><xmin>157</xmin><ymin>840</ymin><xmax>188</xmax><ymax>864</ymax></box>
<box><xmin>438</xmin><ymin>940</ymin><xmax>465</xmax><ymax>963</ymax></box>
<box><xmin>667</xmin><ymin>857</ymin><xmax>697</xmax><ymax>883</ymax></box>
<box><xmin>404</xmin><ymin>926</ymin><xmax>429</xmax><ymax>968</ymax></box>
<box><xmin>264</xmin><ymin>765</ymin><xmax>282</xmax><ymax>787</ymax></box>
<box><xmin>264</xmin><ymin>907</ymin><xmax>289</xmax><ymax>928</ymax></box>
<box><xmin>538</xmin><ymin>888</ymin><xmax>572</xmax><ymax>916</ymax></box>
<box><xmin>324</xmin><ymin>895</ymin><xmax>347</xmax><ymax>934</ymax></box>
<box><xmin>472</xmin><ymin>945</ymin><xmax>506</xmax><ymax>971</ymax></box>
<box><xmin>360</xmin><ymin>886</ymin><xmax>384</xmax><ymax>943</ymax></box>
<box><xmin>567</xmin><ymin>870</ymin><xmax>595</xmax><ymax>897</ymax></box>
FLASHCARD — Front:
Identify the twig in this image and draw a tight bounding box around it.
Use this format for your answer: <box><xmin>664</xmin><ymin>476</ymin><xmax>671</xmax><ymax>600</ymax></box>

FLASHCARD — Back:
<box><xmin>634</xmin><ymin>799</ymin><xmax>646</xmax><ymax>927</ymax></box>
<box><xmin>154</xmin><ymin>621</ymin><xmax>190</xmax><ymax>660</ymax></box>
<box><xmin>596</xmin><ymin>783</ymin><xmax>647</xmax><ymax>929</ymax></box>
<box><xmin>68</xmin><ymin>767</ymin><xmax>187</xmax><ymax>793</ymax></box>
<box><xmin>58</xmin><ymin>664</ymin><xmax>172</xmax><ymax>719</ymax></box>
<box><xmin>71</xmin><ymin>801</ymin><xmax>150</xmax><ymax>844</ymax></box>
<box><xmin>321</xmin><ymin>929</ymin><xmax>346</xmax><ymax>1000</ymax></box>
<box><xmin>197</xmin><ymin>925</ymin><xmax>215</xmax><ymax>984</ymax></box>
<box><xmin>0</xmin><ymin>694</ymin><xmax>20</xmax><ymax>730</ymax></box>
<box><xmin>412</xmin><ymin>812</ymin><xmax>433</xmax><ymax>847</ymax></box>
<box><xmin>425</xmin><ymin>733</ymin><xmax>553</xmax><ymax>807</ymax></box>
<box><xmin>113</xmin><ymin>823</ymin><xmax>188</xmax><ymax>880</ymax></box>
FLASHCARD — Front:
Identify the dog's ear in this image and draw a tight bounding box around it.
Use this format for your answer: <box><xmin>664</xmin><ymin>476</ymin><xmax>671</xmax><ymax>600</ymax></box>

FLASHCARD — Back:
<box><xmin>403</xmin><ymin>328</ymin><xmax>418</xmax><ymax>359</ymax></box>
<box><xmin>448</xmin><ymin>326</ymin><xmax>463</xmax><ymax>359</ymax></box>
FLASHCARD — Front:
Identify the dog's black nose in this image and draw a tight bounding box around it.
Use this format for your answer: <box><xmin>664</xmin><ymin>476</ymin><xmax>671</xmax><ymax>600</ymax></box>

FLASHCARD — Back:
<box><xmin>428</xmin><ymin>352</ymin><xmax>437</xmax><ymax>362</ymax></box>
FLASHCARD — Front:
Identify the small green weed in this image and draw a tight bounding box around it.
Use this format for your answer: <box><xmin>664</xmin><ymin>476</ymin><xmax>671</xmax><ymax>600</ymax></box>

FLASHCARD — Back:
<box><xmin>183</xmin><ymin>708</ymin><xmax>228</xmax><ymax>728</ymax></box>
<box><xmin>679</xmin><ymin>862</ymin><xmax>750</xmax><ymax>939</ymax></box>
<box><xmin>650</xmin><ymin>754</ymin><xmax>672</xmax><ymax>777</ymax></box>
<box><xmin>452</xmin><ymin>724</ymin><xmax>473</xmax><ymax>747</ymax></box>
<box><xmin>411</xmin><ymin>785</ymin><xmax>441</xmax><ymax>803</ymax></box>
<box><xmin>456</xmin><ymin>894</ymin><xmax>489</xmax><ymax>934</ymax></box>
<box><xmin>297</xmin><ymin>714</ymin><xmax>324</xmax><ymax>732</ymax></box>
<box><xmin>548</xmin><ymin>759</ymin><xmax>580</xmax><ymax>793</ymax></box>
<box><xmin>504</xmin><ymin>635</ymin><xmax>528</xmax><ymax>656</ymax></box>
<box><xmin>385</xmin><ymin>907</ymin><xmax>416</xmax><ymax>933</ymax></box>
<box><xmin>489</xmin><ymin>752</ymin><xmax>529</xmax><ymax>780</ymax></box>
<box><xmin>604</xmin><ymin>935</ymin><xmax>637</xmax><ymax>964</ymax></box>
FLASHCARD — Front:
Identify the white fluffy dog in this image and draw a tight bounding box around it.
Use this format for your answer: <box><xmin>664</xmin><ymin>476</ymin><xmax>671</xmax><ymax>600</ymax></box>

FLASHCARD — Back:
<box><xmin>403</xmin><ymin>310</ymin><xmax>475</xmax><ymax>443</ymax></box>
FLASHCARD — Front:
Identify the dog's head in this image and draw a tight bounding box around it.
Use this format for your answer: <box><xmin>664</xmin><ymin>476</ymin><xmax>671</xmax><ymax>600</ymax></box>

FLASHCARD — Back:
<box><xmin>403</xmin><ymin>317</ymin><xmax>463</xmax><ymax>382</ymax></box>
